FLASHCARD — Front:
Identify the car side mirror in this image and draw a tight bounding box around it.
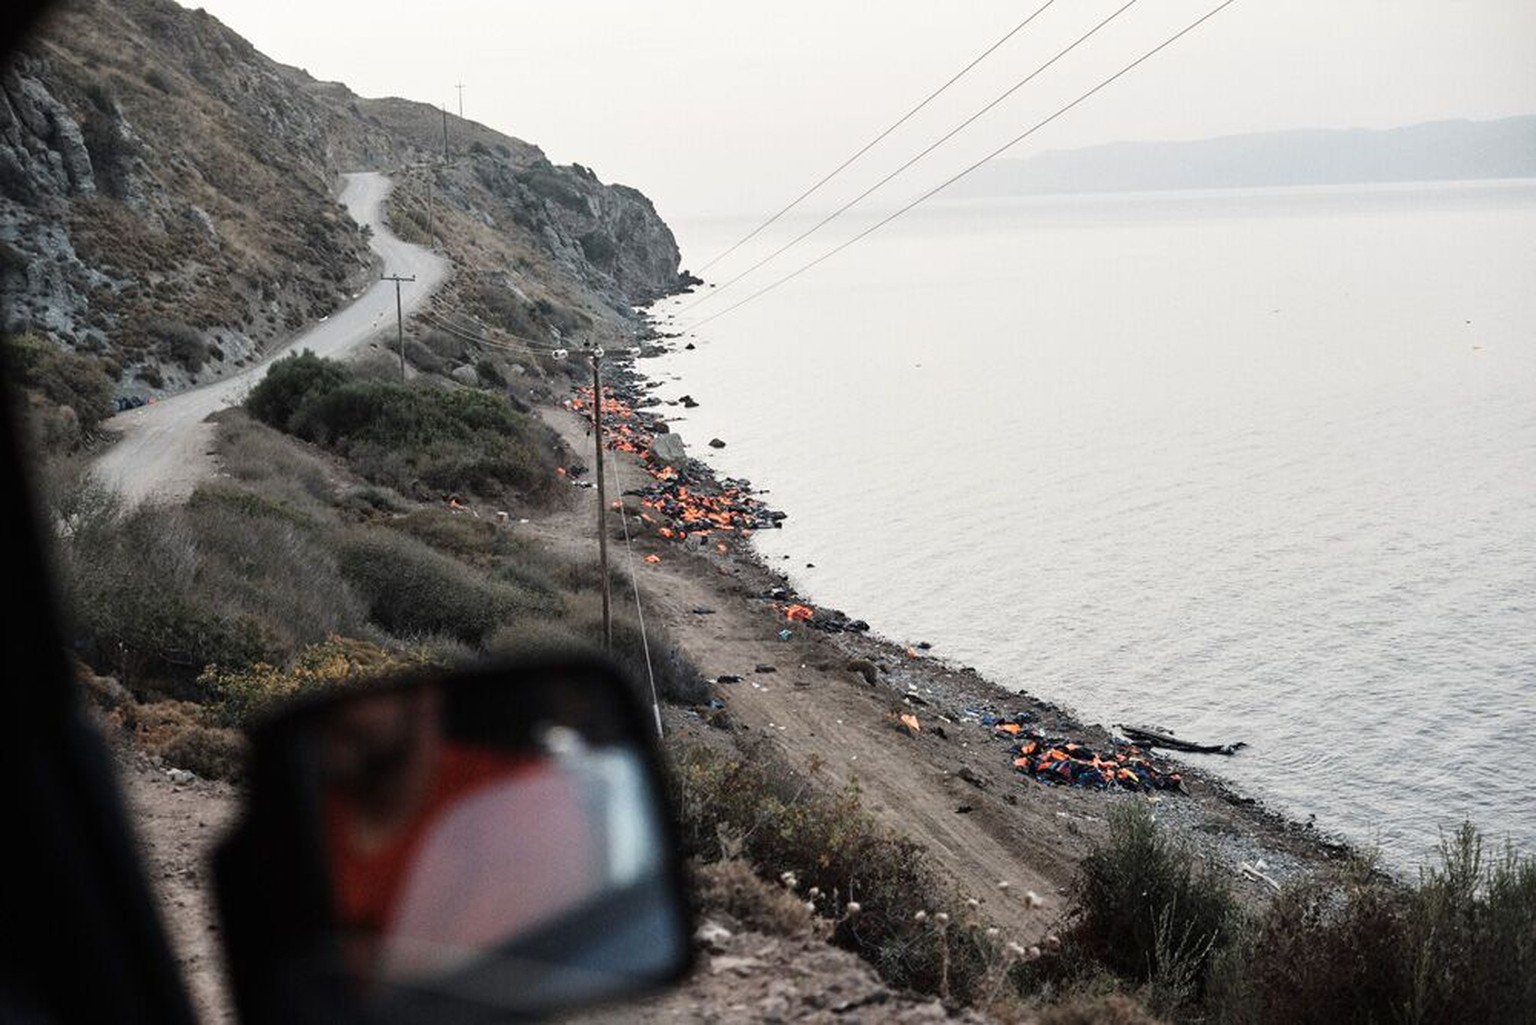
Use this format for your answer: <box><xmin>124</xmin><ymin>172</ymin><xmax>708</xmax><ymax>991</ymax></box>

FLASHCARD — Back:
<box><xmin>213</xmin><ymin>655</ymin><xmax>693</xmax><ymax>1024</ymax></box>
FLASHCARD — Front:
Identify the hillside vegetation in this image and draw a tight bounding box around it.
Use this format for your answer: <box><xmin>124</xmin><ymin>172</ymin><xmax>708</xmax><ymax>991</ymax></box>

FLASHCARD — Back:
<box><xmin>2</xmin><ymin>0</ymin><xmax>692</xmax><ymax>416</ymax></box>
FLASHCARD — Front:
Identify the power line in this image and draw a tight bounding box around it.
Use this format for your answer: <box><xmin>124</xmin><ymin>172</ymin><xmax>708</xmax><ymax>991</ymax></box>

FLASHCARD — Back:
<box><xmin>681</xmin><ymin>0</ymin><xmax>1141</xmax><ymax>313</ymax></box>
<box><xmin>415</xmin><ymin>311</ymin><xmax>558</xmax><ymax>361</ymax></box>
<box><xmin>695</xmin><ymin>0</ymin><xmax>1058</xmax><ymax>275</ymax></box>
<box><xmin>605</xmin><ymin>431</ymin><xmax>664</xmax><ymax>738</ymax></box>
<box><xmin>417</xmin><ymin>307</ymin><xmax>546</xmax><ymax>351</ymax></box>
<box><xmin>684</xmin><ymin>0</ymin><xmax>1243</xmax><ymax>331</ymax></box>
<box><xmin>416</xmin><ymin>308</ymin><xmax>634</xmax><ymax>368</ymax></box>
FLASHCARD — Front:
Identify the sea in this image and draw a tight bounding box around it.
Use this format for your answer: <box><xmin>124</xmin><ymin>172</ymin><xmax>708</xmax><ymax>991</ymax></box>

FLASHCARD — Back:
<box><xmin>646</xmin><ymin>179</ymin><xmax>1536</xmax><ymax>877</ymax></box>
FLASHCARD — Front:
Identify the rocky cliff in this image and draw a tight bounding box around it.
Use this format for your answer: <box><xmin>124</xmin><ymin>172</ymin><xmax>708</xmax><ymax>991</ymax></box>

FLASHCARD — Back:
<box><xmin>1</xmin><ymin>0</ymin><xmax>691</xmax><ymax>401</ymax></box>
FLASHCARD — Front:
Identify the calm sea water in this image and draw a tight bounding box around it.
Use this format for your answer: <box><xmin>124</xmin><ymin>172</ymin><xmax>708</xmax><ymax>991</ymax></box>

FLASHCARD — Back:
<box><xmin>649</xmin><ymin>180</ymin><xmax>1536</xmax><ymax>875</ymax></box>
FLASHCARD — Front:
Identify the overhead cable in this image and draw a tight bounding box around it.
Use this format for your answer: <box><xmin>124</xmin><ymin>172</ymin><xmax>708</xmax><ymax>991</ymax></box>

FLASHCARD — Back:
<box><xmin>605</xmin><ymin>439</ymin><xmax>665</xmax><ymax>738</ymax></box>
<box><xmin>682</xmin><ymin>0</ymin><xmax>1140</xmax><ymax>312</ymax></box>
<box><xmin>415</xmin><ymin>311</ymin><xmax>555</xmax><ymax>360</ymax></box>
<box><xmin>695</xmin><ymin>0</ymin><xmax>1058</xmax><ymax>274</ymax></box>
<box><xmin>684</xmin><ymin>0</ymin><xmax>1243</xmax><ymax>330</ymax></box>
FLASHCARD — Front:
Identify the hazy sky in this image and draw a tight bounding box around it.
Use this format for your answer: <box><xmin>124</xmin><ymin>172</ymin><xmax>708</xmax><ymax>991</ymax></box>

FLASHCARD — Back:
<box><xmin>178</xmin><ymin>1</ymin><xmax>1536</xmax><ymax>222</ymax></box>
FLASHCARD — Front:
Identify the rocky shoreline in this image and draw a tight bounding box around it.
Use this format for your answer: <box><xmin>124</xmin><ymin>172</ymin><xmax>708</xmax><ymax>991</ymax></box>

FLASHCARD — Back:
<box><xmin>565</xmin><ymin>340</ymin><xmax>1362</xmax><ymax>921</ymax></box>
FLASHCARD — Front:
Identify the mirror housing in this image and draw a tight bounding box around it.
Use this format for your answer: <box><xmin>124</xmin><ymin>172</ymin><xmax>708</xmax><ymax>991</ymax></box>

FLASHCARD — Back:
<box><xmin>213</xmin><ymin>655</ymin><xmax>693</xmax><ymax>1024</ymax></box>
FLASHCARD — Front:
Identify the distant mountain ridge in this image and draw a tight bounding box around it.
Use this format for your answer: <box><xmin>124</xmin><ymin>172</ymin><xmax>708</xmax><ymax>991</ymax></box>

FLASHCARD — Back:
<box><xmin>954</xmin><ymin>117</ymin><xmax>1536</xmax><ymax>197</ymax></box>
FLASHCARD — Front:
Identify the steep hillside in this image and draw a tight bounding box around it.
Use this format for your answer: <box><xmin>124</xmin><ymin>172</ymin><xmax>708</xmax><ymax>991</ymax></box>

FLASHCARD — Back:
<box><xmin>1</xmin><ymin>0</ymin><xmax>691</xmax><ymax>406</ymax></box>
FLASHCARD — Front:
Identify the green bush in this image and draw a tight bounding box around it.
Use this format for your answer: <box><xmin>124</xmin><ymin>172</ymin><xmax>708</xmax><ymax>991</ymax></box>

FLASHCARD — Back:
<box><xmin>151</xmin><ymin>320</ymin><xmax>207</xmax><ymax>373</ymax></box>
<box><xmin>249</xmin><ymin>354</ymin><xmax>563</xmax><ymax>505</ymax></box>
<box><xmin>212</xmin><ymin>409</ymin><xmax>345</xmax><ymax>506</ymax></box>
<box><xmin>472</xmin><ymin>283</ymin><xmax>541</xmax><ymax>338</ymax></box>
<box><xmin>1060</xmin><ymin>810</ymin><xmax>1536</xmax><ymax>1025</ymax></box>
<box><xmin>404</xmin><ymin>339</ymin><xmax>445</xmax><ymax>374</ymax></box>
<box><xmin>1210</xmin><ymin>856</ymin><xmax>1407</xmax><ymax>1025</ymax></box>
<box><xmin>60</xmin><ymin>500</ymin><xmax>278</xmax><ymax>694</ymax></box>
<box><xmin>1217</xmin><ymin>823</ymin><xmax>1536</xmax><ymax>1025</ymax></box>
<box><xmin>474</xmin><ymin>358</ymin><xmax>506</xmax><ymax>387</ymax></box>
<box><xmin>419</xmin><ymin>329</ymin><xmax>467</xmax><ymax>362</ymax></box>
<box><xmin>1403</xmin><ymin>824</ymin><xmax>1536</xmax><ymax>1022</ymax></box>
<box><xmin>1066</xmin><ymin>801</ymin><xmax>1238</xmax><ymax>1016</ymax></box>
<box><xmin>246</xmin><ymin>349</ymin><xmax>349</xmax><ymax>432</ymax></box>
<box><xmin>336</xmin><ymin>527</ymin><xmax>559</xmax><ymax>646</ymax></box>
<box><xmin>3</xmin><ymin>333</ymin><xmax>117</xmax><ymax>451</ymax></box>
<box><xmin>182</xmin><ymin>483</ymin><xmax>371</xmax><ymax>650</ymax></box>
<box><xmin>55</xmin><ymin>471</ymin><xmax>385</xmax><ymax>693</ymax></box>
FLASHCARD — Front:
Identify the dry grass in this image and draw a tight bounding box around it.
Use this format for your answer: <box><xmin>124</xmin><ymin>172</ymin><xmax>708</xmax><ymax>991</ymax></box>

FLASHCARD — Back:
<box><xmin>692</xmin><ymin>859</ymin><xmax>818</xmax><ymax>938</ymax></box>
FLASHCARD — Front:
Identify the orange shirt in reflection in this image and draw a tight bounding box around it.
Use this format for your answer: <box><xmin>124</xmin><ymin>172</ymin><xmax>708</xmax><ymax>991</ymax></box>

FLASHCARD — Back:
<box><xmin>325</xmin><ymin>742</ymin><xmax>535</xmax><ymax>941</ymax></box>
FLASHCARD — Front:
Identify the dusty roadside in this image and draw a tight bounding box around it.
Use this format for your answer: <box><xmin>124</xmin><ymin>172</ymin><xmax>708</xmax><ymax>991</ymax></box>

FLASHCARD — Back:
<box><xmin>116</xmin><ymin>740</ymin><xmax>238</xmax><ymax>1025</ymax></box>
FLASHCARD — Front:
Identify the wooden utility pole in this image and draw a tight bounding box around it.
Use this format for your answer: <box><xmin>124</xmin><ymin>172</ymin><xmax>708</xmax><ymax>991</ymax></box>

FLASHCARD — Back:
<box><xmin>383</xmin><ymin>274</ymin><xmax>415</xmax><ymax>381</ymax></box>
<box><xmin>590</xmin><ymin>346</ymin><xmax>612</xmax><ymax>651</ymax></box>
<box><xmin>455</xmin><ymin>83</ymin><xmax>464</xmax><ymax>120</ymax></box>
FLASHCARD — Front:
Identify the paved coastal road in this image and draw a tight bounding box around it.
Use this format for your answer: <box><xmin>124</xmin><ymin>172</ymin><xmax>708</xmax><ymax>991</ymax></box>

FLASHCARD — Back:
<box><xmin>92</xmin><ymin>171</ymin><xmax>449</xmax><ymax>507</ymax></box>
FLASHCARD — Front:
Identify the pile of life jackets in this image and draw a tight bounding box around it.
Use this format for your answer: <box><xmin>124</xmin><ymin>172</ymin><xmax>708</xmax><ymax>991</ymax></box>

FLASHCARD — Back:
<box><xmin>570</xmin><ymin>386</ymin><xmax>786</xmax><ymax>542</ymax></box>
<box><xmin>986</xmin><ymin>715</ymin><xmax>1183</xmax><ymax>793</ymax></box>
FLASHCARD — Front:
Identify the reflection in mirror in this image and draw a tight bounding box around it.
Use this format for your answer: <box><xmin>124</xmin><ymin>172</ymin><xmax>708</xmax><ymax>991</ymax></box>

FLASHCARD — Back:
<box><xmin>215</xmin><ymin>658</ymin><xmax>690</xmax><ymax>1023</ymax></box>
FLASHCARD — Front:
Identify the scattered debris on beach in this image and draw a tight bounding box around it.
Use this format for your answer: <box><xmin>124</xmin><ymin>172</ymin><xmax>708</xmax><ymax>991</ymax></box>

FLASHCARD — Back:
<box><xmin>1116</xmin><ymin>723</ymin><xmax>1247</xmax><ymax>756</ymax></box>
<box><xmin>569</xmin><ymin>385</ymin><xmax>787</xmax><ymax>539</ymax></box>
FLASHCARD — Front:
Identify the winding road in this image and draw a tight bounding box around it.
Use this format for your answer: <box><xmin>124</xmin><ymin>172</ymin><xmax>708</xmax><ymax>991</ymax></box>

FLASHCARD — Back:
<box><xmin>92</xmin><ymin>171</ymin><xmax>448</xmax><ymax>507</ymax></box>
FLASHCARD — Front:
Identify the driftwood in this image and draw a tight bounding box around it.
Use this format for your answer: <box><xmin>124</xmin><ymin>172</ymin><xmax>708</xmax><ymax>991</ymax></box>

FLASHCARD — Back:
<box><xmin>1117</xmin><ymin>724</ymin><xmax>1246</xmax><ymax>756</ymax></box>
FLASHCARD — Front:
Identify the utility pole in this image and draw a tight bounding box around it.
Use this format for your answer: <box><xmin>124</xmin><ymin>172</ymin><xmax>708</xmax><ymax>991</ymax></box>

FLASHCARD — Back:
<box><xmin>383</xmin><ymin>274</ymin><xmax>416</xmax><ymax>381</ymax></box>
<box><xmin>589</xmin><ymin>345</ymin><xmax>612</xmax><ymax>651</ymax></box>
<box><xmin>455</xmin><ymin>83</ymin><xmax>464</xmax><ymax>120</ymax></box>
<box><xmin>441</xmin><ymin>104</ymin><xmax>449</xmax><ymax>162</ymax></box>
<box><xmin>425</xmin><ymin>171</ymin><xmax>434</xmax><ymax>250</ymax></box>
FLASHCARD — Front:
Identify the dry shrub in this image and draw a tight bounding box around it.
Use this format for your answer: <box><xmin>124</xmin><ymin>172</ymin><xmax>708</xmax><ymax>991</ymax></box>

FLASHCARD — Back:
<box><xmin>198</xmin><ymin>635</ymin><xmax>430</xmax><ymax>728</ymax></box>
<box><xmin>692</xmin><ymin>859</ymin><xmax>816</xmax><ymax>938</ymax></box>
<box><xmin>114</xmin><ymin>698</ymin><xmax>247</xmax><ymax>780</ymax></box>
<box><xmin>336</xmin><ymin>527</ymin><xmax>560</xmax><ymax>646</ymax></box>
<box><xmin>60</xmin><ymin>498</ymin><xmax>277</xmax><ymax>695</ymax></box>
<box><xmin>184</xmin><ymin>484</ymin><xmax>371</xmax><ymax>651</ymax></box>
<box><xmin>212</xmin><ymin>410</ymin><xmax>339</xmax><ymax>504</ymax></box>
<box><xmin>1211</xmin><ymin>825</ymin><xmax>1536</xmax><ymax>1025</ymax></box>
<box><xmin>1208</xmin><ymin>857</ymin><xmax>1405</xmax><ymax>1025</ymax></box>
<box><xmin>1030</xmin><ymin>993</ymin><xmax>1165</xmax><ymax>1025</ymax></box>
<box><xmin>391</xmin><ymin>508</ymin><xmax>526</xmax><ymax>562</ymax></box>
<box><xmin>158</xmin><ymin>723</ymin><xmax>247</xmax><ymax>781</ymax></box>
<box><xmin>669</xmin><ymin>739</ymin><xmax>997</xmax><ymax>1003</ymax></box>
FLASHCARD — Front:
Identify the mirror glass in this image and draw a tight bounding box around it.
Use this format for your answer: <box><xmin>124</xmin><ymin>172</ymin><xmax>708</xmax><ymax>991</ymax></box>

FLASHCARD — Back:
<box><xmin>229</xmin><ymin>660</ymin><xmax>690</xmax><ymax>1021</ymax></box>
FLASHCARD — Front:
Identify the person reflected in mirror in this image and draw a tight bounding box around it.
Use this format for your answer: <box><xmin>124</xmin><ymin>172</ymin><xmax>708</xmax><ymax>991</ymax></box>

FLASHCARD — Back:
<box><xmin>318</xmin><ymin>684</ymin><xmax>597</xmax><ymax>984</ymax></box>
